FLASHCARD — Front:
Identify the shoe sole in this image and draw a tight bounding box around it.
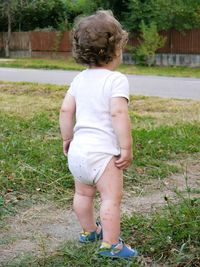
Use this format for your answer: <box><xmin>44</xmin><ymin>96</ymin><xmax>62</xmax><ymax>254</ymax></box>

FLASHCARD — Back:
<box><xmin>99</xmin><ymin>250</ymin><xmax>138</xmax><ymax>259</ymax></box>
<box><xmin>99</xmin><ymin>254</ymin><xmax>138</xmax><ymax>259</ymax></box>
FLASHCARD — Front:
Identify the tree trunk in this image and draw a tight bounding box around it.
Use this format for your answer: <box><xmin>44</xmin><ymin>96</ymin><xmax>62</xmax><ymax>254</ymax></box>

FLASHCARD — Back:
<box><xmin>5</xmin><ymin>7</ymin><xmax>11</xmax><ymax>58</ymax></box>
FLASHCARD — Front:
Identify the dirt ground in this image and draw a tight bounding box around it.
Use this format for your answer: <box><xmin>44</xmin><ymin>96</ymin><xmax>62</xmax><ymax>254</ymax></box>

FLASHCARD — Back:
<box><xmin>0</xmin><ymin>156</ymin><xmax>199</xmax><ymax>266</ymax></box>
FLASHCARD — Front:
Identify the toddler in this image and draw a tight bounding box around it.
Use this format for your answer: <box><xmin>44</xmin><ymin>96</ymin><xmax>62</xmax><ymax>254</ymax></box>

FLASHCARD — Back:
<box><xmin>59</xmin><ymin>10</ymin><xmax>138</xmax><ymax>258</ymax></box>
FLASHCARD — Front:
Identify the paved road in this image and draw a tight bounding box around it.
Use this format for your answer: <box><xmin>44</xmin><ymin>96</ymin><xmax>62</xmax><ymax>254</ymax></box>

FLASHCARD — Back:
<box><xmin>0</xmin><ymin>67</ymin><xmax>200</xmax><ymax>100</ymax></box>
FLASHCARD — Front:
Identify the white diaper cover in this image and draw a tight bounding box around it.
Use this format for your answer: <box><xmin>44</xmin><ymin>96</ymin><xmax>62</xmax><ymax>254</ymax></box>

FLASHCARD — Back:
<box><xmin>67</xmin><ymin>144</ymin><xmax>114</xmax><ymax>185</ymax></box>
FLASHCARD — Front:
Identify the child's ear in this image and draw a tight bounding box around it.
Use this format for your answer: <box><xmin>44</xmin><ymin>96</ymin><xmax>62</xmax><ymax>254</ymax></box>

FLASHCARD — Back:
<box><xmin>115</xmin><ymin>46</ymin><xmax>122</xmax><ymax>57</ymax></box>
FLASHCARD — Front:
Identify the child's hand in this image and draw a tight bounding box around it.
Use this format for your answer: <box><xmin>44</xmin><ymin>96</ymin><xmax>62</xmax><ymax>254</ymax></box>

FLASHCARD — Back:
<box><xmin>63</xmin><ymin>140</ymin><xmax>72</xmax><ymax>156</ymax></box>
<box><xmin>115</xmin><ymin>148</ymin><xmax>133</xmax><ymax>170</ymax></box>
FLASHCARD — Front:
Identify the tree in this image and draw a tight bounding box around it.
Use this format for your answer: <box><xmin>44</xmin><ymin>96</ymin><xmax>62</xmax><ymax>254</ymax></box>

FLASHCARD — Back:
<box><xmin>123</xmin><ymin>0</ymin><xmax>200</xmax><ymax>31</ymax></box>
<box><xmin>0</xmin><ymin>0</ymin><xmax>19</xmax><ymax>57</ymax></box>
<box><xmin>172</xmin><ymin>0</ymin><xmax>200</xmax><ymax>30</ymax></box>
<box><xmin>61</xmin><ymin>0</ymin><xmax>129</xmax><ymax>27</ymax></box>
<box><xmin>19</xmin><ymin>0</ymin><xmax>69</xmax><ymax>31</ymax></box>
<box><xmin>0</xmin><ymin>0</ymin><xmax>71</xmax><ymax>32</ymax></box>
<box><xmin>1</xmin><ymin>0</ymin><xmax>199</xmax><ymax>39</ymax></box>
<box><xmin>95</xmin><ymin>0</ymin><xmax>129</xmax><ymax>20</ymax></box>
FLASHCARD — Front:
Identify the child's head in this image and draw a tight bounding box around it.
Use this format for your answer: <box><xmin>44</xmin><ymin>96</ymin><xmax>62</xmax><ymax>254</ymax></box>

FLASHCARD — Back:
<box><xmin>72</xmin><ymin>10</ymin><xmax>128</xmax><ymax>67</ymax></box>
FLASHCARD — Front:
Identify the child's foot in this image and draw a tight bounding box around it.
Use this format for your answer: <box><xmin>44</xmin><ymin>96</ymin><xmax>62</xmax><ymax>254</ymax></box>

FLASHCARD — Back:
<box><xmin>79</xmin><ymin>221</ymin><xmax>103</xmax><ymax>243</ymax></box>
<box><xmin>98</xmin><ymin>239</ymin><xmax>138</xmax><ymax>258</ymax></box>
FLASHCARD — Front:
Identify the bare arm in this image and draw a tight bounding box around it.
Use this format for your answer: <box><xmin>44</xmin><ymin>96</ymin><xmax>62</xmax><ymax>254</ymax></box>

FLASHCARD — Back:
<box><xmin>59</xmin><ymin>93</ymin><xmax>76</xmax><ymax>156</ymax></box>
<box><xmin>111</xmin><ymin>97</ymin><xmax>133</xmax><ymax>169</ymax></box>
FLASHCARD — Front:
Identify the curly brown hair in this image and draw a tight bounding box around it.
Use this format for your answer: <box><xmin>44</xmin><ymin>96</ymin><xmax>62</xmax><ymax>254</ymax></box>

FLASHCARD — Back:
<box><xmin>72</xmin><ymin>10</ymin><xmax>128</xmax><ymax>67</ymax></box>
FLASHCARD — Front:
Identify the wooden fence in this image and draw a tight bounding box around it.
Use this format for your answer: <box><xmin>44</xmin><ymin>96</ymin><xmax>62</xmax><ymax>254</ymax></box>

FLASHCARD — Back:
<box><xmin>0</xmin><ymin>29</ymin><xmax>200</xmax><ymax>59</ymax></box>
<box><xmin>0</xmin><ymin>31</ymin><xmax>72</xmax><ymax>58</ymax></box>
<box><xmin>128</xmin><ymin>28</ymin><xmax>200</xmax><ymax>54</ymax></box>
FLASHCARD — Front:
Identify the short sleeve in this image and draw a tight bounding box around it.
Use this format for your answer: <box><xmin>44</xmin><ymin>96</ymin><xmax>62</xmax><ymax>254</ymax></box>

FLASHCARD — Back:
<box><xmin>111</xmin><ymin>73</ymin><xmax>129</xmax><ymax>101</ymax></box>
<box><xmin>67</xmin><ymin>79</ymin><xmax>75</xmax><ymax>96</ymax></box>
<box><xmin>67</xmin><ymin>73</ymin><xmax>82</xmax><ymax>97</ymax></box>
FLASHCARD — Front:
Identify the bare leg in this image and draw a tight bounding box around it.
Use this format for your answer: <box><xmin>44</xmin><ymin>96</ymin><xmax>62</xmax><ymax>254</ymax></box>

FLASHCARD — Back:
<box><xmin>73</xmin><ymin>180</ymin><xmax>97</xmax><ymax>232</ymax></box>
<box><xmin>96</xmin><ymin>157</ymin><xmax>123</xmax><ymax>245</ymax></box>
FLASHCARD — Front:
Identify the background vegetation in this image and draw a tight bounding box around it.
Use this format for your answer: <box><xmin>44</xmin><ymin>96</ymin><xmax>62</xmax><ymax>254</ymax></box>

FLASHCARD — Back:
<box><xmin>1</xmin><ymin>0</ymin><xmax>200</xmax><ymax>63</ymax></box>
<box><xmin>0</xmin><ymin>0</ymin><xmax>200</xmax><ymax>32</ymax></box>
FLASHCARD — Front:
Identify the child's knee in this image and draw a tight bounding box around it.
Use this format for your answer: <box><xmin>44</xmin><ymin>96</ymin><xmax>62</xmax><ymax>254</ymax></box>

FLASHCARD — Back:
<box><xmin>74</xmin><ymin>190</ymin><xmax>95</xmax><ymax>199</ymax></box>
<box><xmin>75</xmin><ymin>181</ymin><xmax>96</xmax><ymax>198</ymax></box>
<box><xmin>101</xmin><ymin>190</ymin><xmax>123</xmax><ymax>204</ymax></box>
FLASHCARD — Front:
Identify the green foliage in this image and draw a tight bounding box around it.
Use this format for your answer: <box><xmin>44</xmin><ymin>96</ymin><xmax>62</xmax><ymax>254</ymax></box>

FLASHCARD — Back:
<box><xmin>19</xmin><ymin>0</ymin><xmax>69</xmax><ymax>31</ymax></box>
<box><xmin>0</xmin><ymin>0</ymin><xmax>72</xmax><ymax>32</ymax></box>
<box><xmin>123</xmin><ymin>0</ymin><xmax>200</xmax><ymax>31</ymax></box>
<box><xmin>0</xmin><ymin>0</ymin><xmax>19</xmax><ymax>33</ymax></box>
<box><xmin>0</xmin><ymin>0</ymin><xmax>127</xmax><ymax>32</ymax></box>
<box><xmin>132</xmin><ymin>21</ymin><xmax>166</xmax><ymax>66</ymax></box>
<box><xmin>0</xmin><ymin>0</ymin><xmax>199</xmax><ymax>32</ymax></box>
<box><xmin>172</xmin><ymin>0</ymin><xmax>200</xmax><ymax>30</ymax></box>
<box><xmin>95</xmin><ymin>0</ymin><xmax>129</xmax><ymax>20</ymax></box>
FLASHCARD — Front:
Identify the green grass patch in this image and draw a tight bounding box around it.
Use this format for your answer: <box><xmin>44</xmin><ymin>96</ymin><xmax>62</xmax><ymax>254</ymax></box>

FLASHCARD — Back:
<box><xmin>133</xmin><ymin>123</ymin><xmax>200</xmax><ymax>162</ymax></box>
<box><xmin>1</xmin><ymin>57</ymin><xmax>200</xmax><ymax>78</ymax></box>
<box><xmin>1</xmin><ymin>82</ymin><xmax>200</xmax><ymax>198</ymax></box>
<box><xmin>122</xmin><ymin>196</ymin><xmax>200</xmax><ymax>266</ymax></box>
<box><xmin>5</xmin><ymin>242</ymin><xmax>140</xmax><ymax>267</ymax></box>
<box><xmin>0</xmin><ymin>112</ymin><xmax>73</xmax><ymax>195</ymax></box>
<box><xmin>1</xmin><ymin>81</ymin><xmax>200</xmax><ymax>266</ymax></box>
<box><xmin>0</xmin><ymin>57</ymin><xmax>85</xmax><ymax>71</ymax></box>
<box><xmin>119</xmin><ymin>64</ymin><xmax>200</xmax><ymax>78</ymax></box>
<box><xmin>0</xmin><ymin>81</ymin><xmax>200</xmax><ymax>224</ymax></box>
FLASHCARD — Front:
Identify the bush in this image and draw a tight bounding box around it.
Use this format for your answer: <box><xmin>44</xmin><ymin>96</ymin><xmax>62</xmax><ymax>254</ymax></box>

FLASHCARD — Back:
<box><xmin>133</xmin><ymin>21</ymin><xmax>166</xmax><ymax>66</ymax></box>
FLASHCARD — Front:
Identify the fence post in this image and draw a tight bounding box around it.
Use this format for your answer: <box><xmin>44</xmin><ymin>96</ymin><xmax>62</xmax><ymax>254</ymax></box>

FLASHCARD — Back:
<box><xmin>29</xmin><ymin>32</ymin><xmax>32</xmax><ymax>57</ymax></box>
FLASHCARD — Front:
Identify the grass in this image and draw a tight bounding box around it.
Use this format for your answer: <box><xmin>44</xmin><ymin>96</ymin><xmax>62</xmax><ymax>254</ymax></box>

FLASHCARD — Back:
<box><xmin>5</xmin><ymin>242</ymin><xmax>140</xmax><ymax>267</ymax></box>
<box><xmin>122</xmin><ymin>196</ymin><xmax>200</xmax><ymax>266</ymax></box>
<box><xmin>4</xmin><ymin>193</ymin><xmax>200</xmax><ymax>267</ymax></box>
<box><xmin>1</xmin><ymin>57</ymin><xmax>200</xmax><ymax>78</ymax></box>
<box><xmin>0</xmin><ymin>81</ymin><xmax>200</xmax><ymax>266</ymax></box>
<box><xmin>1</xmin><ymin>81</ymin><xmax>200</xmax><ymax>198</ymax></box>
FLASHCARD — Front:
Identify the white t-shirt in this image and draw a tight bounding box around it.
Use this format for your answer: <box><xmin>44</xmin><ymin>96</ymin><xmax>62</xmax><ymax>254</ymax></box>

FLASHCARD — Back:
<box><xmin>68</xmin><ymin>68</ymin><xmax>129</xmax><ymax>155</ymax></box>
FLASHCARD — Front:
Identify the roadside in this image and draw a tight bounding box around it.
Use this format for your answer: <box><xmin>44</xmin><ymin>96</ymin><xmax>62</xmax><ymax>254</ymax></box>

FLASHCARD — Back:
<box><xmin>1</xmin><ymin>67</ymin><xmax>200</xmax><ymax>100</ymax></box>
<box><xmin>0</xmin><ymin>57</ymin><xmax>200</xmax><ymax>78</ymax></box>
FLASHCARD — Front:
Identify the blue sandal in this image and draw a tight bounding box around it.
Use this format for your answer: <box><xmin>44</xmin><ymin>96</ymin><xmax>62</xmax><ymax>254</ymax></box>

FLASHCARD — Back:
<box><xmin>98</xmin><ymin>239</ymin><xmax>138</xmax><ymax>258</ymax></box>
<box><xmin>79</xmin><ymin>221</ymin><xmax>103</xmax><ymax>243</ymax></box>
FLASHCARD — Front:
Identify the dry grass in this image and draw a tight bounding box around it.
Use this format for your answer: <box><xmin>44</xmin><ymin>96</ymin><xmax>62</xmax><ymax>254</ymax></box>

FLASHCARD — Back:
<box><xmin>0</xmin><ymin>82</ymin><xmax>66</xmax><ymax>118</ymax></box>
<box><xmin>129</xmin><ymin>96</ymin><xmax>200</xmax><ymax>128</ymax></box>
<box><xmin>1</xmin><ymin>82</ymin><xmax>200</xmax><ymax>126</ymax></box>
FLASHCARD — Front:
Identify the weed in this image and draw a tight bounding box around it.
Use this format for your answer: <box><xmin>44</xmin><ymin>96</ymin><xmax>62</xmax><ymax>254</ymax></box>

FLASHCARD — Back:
<box><xmin>121</xmin><ymin>196</ymin><xmax>200</xmax><ymax>266</ymax></box>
